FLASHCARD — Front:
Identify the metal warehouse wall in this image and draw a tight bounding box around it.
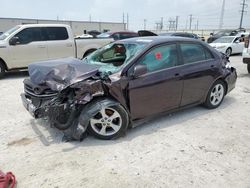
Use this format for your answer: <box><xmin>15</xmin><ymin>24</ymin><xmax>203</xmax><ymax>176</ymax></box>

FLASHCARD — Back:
<box><xmin>0</xmin><ymin>17</ymin><xmax>126</xmax><ymax>35</ymax></box>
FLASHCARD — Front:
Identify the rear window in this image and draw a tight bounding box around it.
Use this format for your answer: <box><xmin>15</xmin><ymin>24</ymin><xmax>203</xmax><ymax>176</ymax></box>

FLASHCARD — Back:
<box><xmin>45</xmin><ymin>27</ymin><xmax>68</xmax><ymax>40</ymax></box>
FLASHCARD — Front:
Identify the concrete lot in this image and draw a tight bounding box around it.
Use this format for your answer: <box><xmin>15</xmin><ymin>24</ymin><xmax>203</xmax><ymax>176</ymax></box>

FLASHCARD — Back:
<box><xmin>0</xmin><ymin>55</ymin><xmax>250</xmax><ymax>188</ymax></box>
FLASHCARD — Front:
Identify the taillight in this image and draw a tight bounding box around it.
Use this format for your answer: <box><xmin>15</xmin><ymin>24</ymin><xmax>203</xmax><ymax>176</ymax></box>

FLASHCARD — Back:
<box><xmin>245</xmin><ymin>36</ymin><xmax>249</xmax><ymax>48</ymax></box>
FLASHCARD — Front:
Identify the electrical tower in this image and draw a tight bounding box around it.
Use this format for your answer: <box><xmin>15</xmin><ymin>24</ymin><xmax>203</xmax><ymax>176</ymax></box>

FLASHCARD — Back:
<box><xmin>239</xmin><ymin>0</ymin><xmax>248</xmax><ymax>28</ymax></box>
<box><xmin>189</xmin><ymin>14</ymin><xmax>194</xmax><ymax>30</ymax></box>
<box><xmin>219</xmin><ymin>0</ymin><xmax>226</xmax><ymax>29</ymax></box>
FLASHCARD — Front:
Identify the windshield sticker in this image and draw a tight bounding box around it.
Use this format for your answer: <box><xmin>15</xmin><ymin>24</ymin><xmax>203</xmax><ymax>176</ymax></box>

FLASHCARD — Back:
<box><xmin>155</xmin><ymin>52</ymin><xmax>162</xmax><ymax>60</ymax></box>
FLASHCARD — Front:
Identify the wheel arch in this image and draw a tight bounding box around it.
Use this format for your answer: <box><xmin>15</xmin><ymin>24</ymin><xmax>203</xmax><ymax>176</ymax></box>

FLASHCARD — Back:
<box><xmin>203</xmin><ymin>77</ymin><xmax>229</xmax><ymax>102</ymax></box>
<box><xmin>0</xmin><ymin>57</ymin><xmax>8</xmax><ymax>71</ymax></box>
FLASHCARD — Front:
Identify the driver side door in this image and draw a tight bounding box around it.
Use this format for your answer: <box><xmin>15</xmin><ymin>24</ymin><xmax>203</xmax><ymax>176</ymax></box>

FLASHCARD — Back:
<box><xmin>128</xmin><ymin>43</ymin><xmax>183</xmax><ymax>120</ymax></box>
<box><xmin>8</xmin><ymin>27</ymin><xmax>48</xmax><ymax>68</ymax></box>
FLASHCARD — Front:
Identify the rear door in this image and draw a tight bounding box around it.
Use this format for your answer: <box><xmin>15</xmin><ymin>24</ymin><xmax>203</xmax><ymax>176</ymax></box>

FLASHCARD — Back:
<box><xmin>45</xmin><ymin>27</ymin><xmax>75</xmax><ymax>59</ymax></box>
<box><xmin>128</xmin><ymin>43</ymin><xmax>183</xmax><ymax>119</ymax></box>
<box><xmin>8</xmin><ymin>27</ymin><xmax>48</xmax><ymax>68</ymax></box>
<box><xmin>179</xmin><ymin>42</ymin><xmax>217</xmax><ymax>106</ymax></box>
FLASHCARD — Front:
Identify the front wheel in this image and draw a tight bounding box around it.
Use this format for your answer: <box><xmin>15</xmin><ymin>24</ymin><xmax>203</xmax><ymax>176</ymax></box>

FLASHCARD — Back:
<box><xmin>0</xmin><ymin>62</ymin><xmax>6</xmax><ymax>78</ymax></box>
<box><xmin>204</xmin><ymin>80</ymin><xmax>226</xmax><ymax>109</ymax></box>
<box><xmin>225</xmin><ymin>48</ymin><xmax>232</xmax><ymax>57</ymax></box>
<box><xmin>247</xmin><ymin>64</ymin><xmax>250</xmax><ymax>73</ymax></box>
<box><xmin>87</xmin><ymin>100</ymin><xmax>129</xmax><ymax>140</ymax></box>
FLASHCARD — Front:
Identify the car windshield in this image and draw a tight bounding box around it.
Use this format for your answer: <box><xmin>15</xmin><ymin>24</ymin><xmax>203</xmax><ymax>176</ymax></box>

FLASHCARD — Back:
<box><xmin>97</xmin><ymin>33</ymin><xmax>111</xmax><ymax>38</ymax></box>
<box><xmin>0</xmin><ymin>26</ymin><xmax>21</xmax><ymax>40</ymax></box>
<box><xmin>214</xmin><ymin>30</ymin><xmax>236</xmax><ymax>37</ymax></box>
<box><xmin>213</xmin><ymin>37</ymin><xmax>234</xmax><ymax>43</ymax></box>
<box><xmin>83</xmin><ymin>42</ymin><xmax>147</xmax><ymax>75</ymax></box>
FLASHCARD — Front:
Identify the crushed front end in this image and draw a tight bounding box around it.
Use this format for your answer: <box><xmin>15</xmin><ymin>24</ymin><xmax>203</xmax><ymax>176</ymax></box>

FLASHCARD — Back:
<box><xmin>21</xmin><ymin>57</ymin><xmax>106</xmax><ymax>141</ymax></box>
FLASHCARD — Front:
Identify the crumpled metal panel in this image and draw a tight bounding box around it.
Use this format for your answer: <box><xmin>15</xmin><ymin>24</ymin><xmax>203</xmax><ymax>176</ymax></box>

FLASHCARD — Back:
<box><xmin>28</xmin><ymin>57</ymin><xmax>100</xmax><ymax>91</ymax></box>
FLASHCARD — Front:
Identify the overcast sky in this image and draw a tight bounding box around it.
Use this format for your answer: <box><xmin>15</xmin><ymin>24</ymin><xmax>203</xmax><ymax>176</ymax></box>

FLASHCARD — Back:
<box><xmin>0</xmin><ymin>0</ymin><xmax>249</xmax><ymax>31</ymax></box>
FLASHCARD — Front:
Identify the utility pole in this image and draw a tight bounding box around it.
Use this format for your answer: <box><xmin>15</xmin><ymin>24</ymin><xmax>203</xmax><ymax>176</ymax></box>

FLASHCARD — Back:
<box><xmin>196</xmin><ymin>19</ymin><xmax>199</xmax><ymax>30</ymax></box>
<box><xmin>144</xmin><ymin>19</ymin><xmax>147</xmax><ymax>30</ymax></box>
<box><xmin>123</xmin><ymin>13</ymin><xmax>126</xmax><ymax>30</ymax></box>
<box><xmin>127</xmin><ymin>13</ymin><xmax>129</xmax><ymax>30</ymax></box>
<box><xmin>219</xmin><ymin>0</ymin><xmax>226</xmax><ymax>29</ymax></box>
<box><xmin>175</xmin><ymin>16</ymin><xmax>179</xmax><ymax>31</ymax></box>
<box><xmin>189</xmin><ymin>14</ymin><xmax>194</xmax><ymax>30</ymax></box>
<box><xmin>161</xmin><ymin>17</ymin><xmax>164</xmax><ymax>30</ymax></box>
<box><xmin>89</xmin><ymin>14</ymin><xmax>92</xmax><ymax>22</ymax></box>
<box><xmin>239</xmin><ymin>0</ymin><xmax>248</xmax><ymax>28</ymax></box>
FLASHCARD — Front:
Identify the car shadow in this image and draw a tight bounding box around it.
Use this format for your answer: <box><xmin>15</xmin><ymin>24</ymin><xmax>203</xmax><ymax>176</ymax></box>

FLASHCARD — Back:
<box><xmin>30</xmin><ymin>96</ymin><xmax>236</xmax><ymax>150</ymax></box>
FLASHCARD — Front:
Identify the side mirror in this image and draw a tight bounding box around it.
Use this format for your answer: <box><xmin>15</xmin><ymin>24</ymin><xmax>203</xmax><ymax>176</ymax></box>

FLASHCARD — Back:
<box><xmin>133</xmin><ymin>64</ymin><xmax>147</xmax><ymax>78</ymax></box>
<box><xmin>210</xmin><ymin>33</ymin><xmax>214</xmax><ymax>36</ymax></box>
<box><xmin>9</xmin><ymin>37</ymin><xmax>20</xmax><ymax>45</ymax></box>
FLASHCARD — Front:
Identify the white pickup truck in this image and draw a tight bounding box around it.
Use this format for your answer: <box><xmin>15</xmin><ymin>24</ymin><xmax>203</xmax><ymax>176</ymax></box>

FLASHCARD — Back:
<box><xmin>0</xmin><ymin>24</ymin><xmax>113</xmax><ymax>77</ymax></box>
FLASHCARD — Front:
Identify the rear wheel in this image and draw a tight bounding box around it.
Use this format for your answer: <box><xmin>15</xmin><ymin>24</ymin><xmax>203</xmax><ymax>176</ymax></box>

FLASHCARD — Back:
<box><xmin>225</xmin><ymin>48</ymin><xmax>232</xmax><ymax>57</ymax></box>
<box><xmin>204</xmin><ymin>80</ymin><xmax>226</xmax><ymax>109</ymax></box>
<box><xmin>0</xmin><ymin>62</ymin><xmax>6</xmax><ymax>78</ymax></box>
<box><xmin>247</xmin><ymin>64</ymin><xmax>250</xmax><ymax>73</ymax></box>
<box><xmin>87</xmin><ymin>100</ymin><xmax>129</xmax><ymax>140</ymax></box>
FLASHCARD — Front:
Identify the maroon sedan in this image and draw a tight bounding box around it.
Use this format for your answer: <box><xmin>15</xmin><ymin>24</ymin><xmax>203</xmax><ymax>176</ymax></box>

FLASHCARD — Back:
<box><xmin>97</xmin><ymin>31</ymin><xmax>138</xmax><ymax>40</ymax></box>
<box><xmin>21</xmin><ymin>37</ymin><xmax>237</xmax><ymax>140</ymax></box>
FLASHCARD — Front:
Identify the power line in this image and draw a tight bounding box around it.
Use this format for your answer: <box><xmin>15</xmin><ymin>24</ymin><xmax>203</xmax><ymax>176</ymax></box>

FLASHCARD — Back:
<box><xmin>239</xmin><ymin>0</ymin><xmax>248</xmax><ymax>28</ymax></box>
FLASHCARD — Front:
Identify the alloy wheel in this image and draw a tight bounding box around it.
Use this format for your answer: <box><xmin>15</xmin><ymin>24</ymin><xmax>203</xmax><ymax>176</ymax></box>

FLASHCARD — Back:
<box><xmin>90</xmin><ymin>107</ymin><xmax>122</xmax><ymax>136</ymax></box>
<box><xmin>210</xmin><ymin>84</ymin><xmax>225</xmax><ymax>106</ymax></box>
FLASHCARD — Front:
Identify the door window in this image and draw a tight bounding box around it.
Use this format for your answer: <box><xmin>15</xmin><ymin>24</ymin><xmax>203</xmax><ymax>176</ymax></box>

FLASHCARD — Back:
<box><xmin>45</xmin><ymin>27</ymin><xmax>69</xmax><ymax>40</ymax></box>
<box><xmin>180</xmin><ymin>43</ymin><xmax>208</xmax><ymax>64</ymax></box>
<box><xmin>138</xmin><ymin>44</ymin><xmax>178</xmax><ymax>73</ymax></box>
<box><xmin>13</xmin><ymin>28</ymin><xmax>44</xmax><ymax>44</ymax></box>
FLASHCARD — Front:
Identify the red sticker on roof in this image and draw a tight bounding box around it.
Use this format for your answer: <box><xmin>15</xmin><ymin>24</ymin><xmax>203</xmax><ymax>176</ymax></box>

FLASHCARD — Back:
<box><xmin>155</xmin><ymin>52</ymin><xmax>162</xmax><ymax>60</ymax></box>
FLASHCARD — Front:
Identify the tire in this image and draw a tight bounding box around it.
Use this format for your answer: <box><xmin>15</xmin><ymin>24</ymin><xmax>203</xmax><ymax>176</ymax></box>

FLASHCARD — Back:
<box><xmin>87</xmin><ymin>99</ymin><xmax>129</xmax><ymax>140</ymax></box>
<box><xmin>204</xmin><ymin>80</ymin><xmax>226</xmax><ymax>109</ymax></box>
<box><xmin>225</xmin><ymin>48</ymin><xmax>232</xmax><ymax>57</ymax></box>
<box><xmin>0</xmin><ymin>61</ymin><xmax>6</xmax><ymax>78</ymax></box>
<box><xmin>247</xmin><ymin>64</ymin><xmax>250</xmax><ymax>74</ymax></box>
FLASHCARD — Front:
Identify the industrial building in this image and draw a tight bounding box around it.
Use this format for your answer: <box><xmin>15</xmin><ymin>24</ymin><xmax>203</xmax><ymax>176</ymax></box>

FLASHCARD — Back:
<box><xmin>0</xmin><ymin>17</ymin><xmax>126</xmax><ymax>36</ymax></box>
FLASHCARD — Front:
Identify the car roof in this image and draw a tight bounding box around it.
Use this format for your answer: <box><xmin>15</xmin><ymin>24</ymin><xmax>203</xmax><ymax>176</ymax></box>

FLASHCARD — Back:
<box><xmin>108</xmin><ymin>31</ymin><xmax>138</xmax><ymax>34</ymax></box>
<box><xmin>118</xmin><ymin>36</ymin><xmax>200</xmax><ymax>45</ymax></box>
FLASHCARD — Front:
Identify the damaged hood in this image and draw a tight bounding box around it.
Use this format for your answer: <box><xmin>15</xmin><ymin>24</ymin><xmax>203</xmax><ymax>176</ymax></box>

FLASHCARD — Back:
<box><xmin>28</xmin><ymin>57</ymin><xmax>100</xmax><ymax>91</ymax></box>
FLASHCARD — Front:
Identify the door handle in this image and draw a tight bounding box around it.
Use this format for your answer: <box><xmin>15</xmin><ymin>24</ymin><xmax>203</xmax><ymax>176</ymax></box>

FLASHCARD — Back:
<box><xmin>38</xmin><ymin>45</ymin><xmax>46</xmax><ymax>48</ymax></box>
<box><xmin>210</xmin><ymin>65</ymin><xmax>215</xmax><ymax>68</ymax></box>
<box><xmin>66</xmin><ymin>44</ymin><xmax>73</xmax><ymax>47</ymax></box>
<box><xmin>175</xmin><ymin>73</ymin><xmax>180</xmax><ymax>77</ymax></box>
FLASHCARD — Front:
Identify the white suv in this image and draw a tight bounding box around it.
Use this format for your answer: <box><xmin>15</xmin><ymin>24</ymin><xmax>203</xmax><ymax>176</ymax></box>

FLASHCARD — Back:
<box><xmin>243</xmin><ymin>34</ymin><xmax>250</xmax><ymax>73</ymax></box>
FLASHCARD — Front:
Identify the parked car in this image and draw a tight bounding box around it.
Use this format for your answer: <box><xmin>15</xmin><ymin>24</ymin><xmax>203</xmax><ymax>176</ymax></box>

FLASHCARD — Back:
<box><xmin>0</xmin><ymin>32</ymin><xmax>3</xmax><ymax>36</ymax></box>
<box><xmin>21</xmin><ymin>37</ymin><xmax>237</xmax><ymax>141</ymax></box>
<box><xmin>98</xmin><ymin>31</ymin><xmax>139</xmax><ymax>40</ymax></box>
<box><xmin>207</xmin><ymin>28</ymin><xmax>246</xmax><ymax>43</ymax></box>
<box><xmin>75</xmin><ymin>34</ymin><xmax>93</xmax><ymax>39</ymax></box>
<box><xmin>209</xmin><ymin>36</ymin><xmax>245</xmax><ymax>56</ymax></box>
<box><xmin>159</xmin><ymin>32</ymin><xmax>205</xmax><ymax>41</ymax></box>
<box><xmin>0</xmin><ymin>24</ymin><xmax>113</xmax><ymax>78</ymax></box>
<box><xmin>242</xmin><ymin>34</ymin><xmax>250</xmax><ymax>73</ymax></box>
<box><xmin>87</xmin><ymin>30</ymin><xmax>101</xmax><ymax>38</ymax></box>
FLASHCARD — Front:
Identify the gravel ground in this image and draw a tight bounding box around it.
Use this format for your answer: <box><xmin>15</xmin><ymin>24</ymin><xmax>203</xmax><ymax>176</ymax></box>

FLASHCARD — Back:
<box><xmin>0</xmin><ymin>55</ymin><xmax>250</xmax><ymax>188</ymax></box>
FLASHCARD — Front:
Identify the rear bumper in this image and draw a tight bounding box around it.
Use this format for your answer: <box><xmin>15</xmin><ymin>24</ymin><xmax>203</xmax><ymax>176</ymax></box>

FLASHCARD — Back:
<box><xmin>243</xmin><ymin>48</ymin><xmax>250</xmax><ymax>64</ymax></box>
<box><xmin>21</xmin><ymin>93</ymin><xmax>46</xmax><ymax>118</ymax></box>
<box><xmin>225</xmin><ymin>67</ymin><xmax>237</xmax><ymax>94</ymax></box>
